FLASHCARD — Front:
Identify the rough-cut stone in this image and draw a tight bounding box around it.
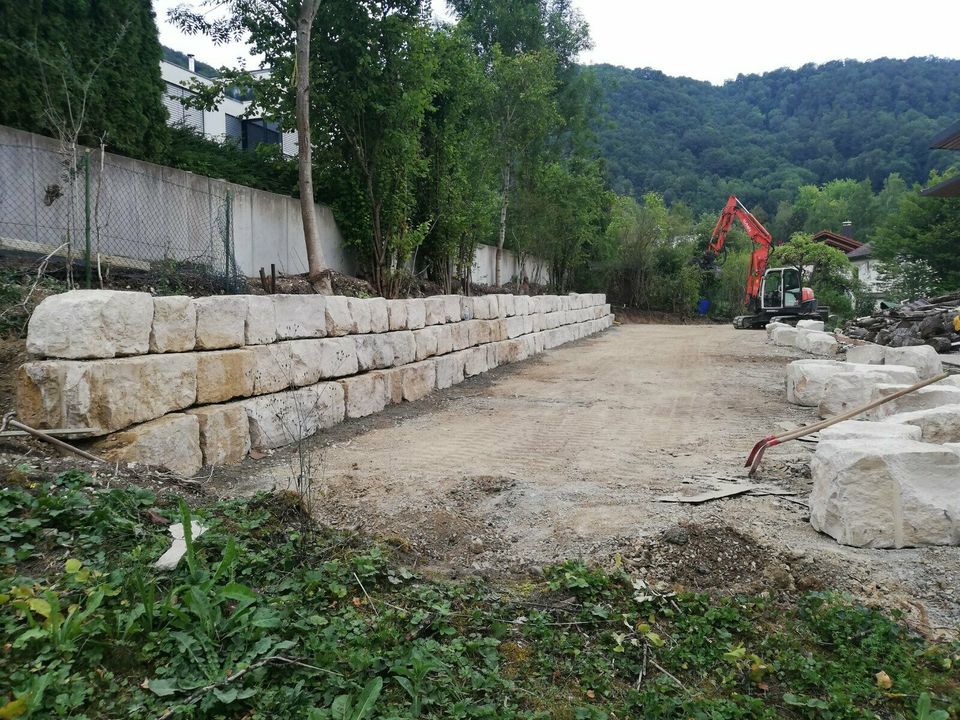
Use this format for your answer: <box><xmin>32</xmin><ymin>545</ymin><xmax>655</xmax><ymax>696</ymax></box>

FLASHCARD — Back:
<box><xmin>785</xmin><ymin>359</ymin><xmax>846</xmax><ymax>406</ymax></box>
<box><xmin>368</xmin><ymin>298</ymin><xmax>389</xmax><ymax>333</ymax></box>
<box><xmin>286</xmin><ymin>337</ymin><xmax>358</xmax><ymax>385</ymax></box>
<box><xmin>442</xmin><ymin>295</ymin><xmax>462</xmax><ymax>323</ymax></box>
<box><xmin>505</xmin><ymin>315</ymin><xmax>526</xmax><ymax>339</ymax></box>
<box><xmin>435</xmin><ymin>324</ymin><xmax>454</xmax><ymax>356</ymax></box>
<box><xmin>397</xmin><ymin>360</ymin><xmax>436</xmax><ymax>401</ymax></box>
<box><xmin>28</xmin><ymin>289</ymin><xmax>154</xmax><ymax>359</ymax></box>
<box><xmin>187</xmin><ymin>403</ymin><xmax>251</xmax><ymax>466</ymax></box>
<box><xmin>515</xmin><ymin>295</ymin><xmax>530</xmax><ymax>316</ymax></box>
<box><xmin>450</xmin><ymin>323</ymin><xmax>470</xmax><ymax>351</ymax></box>
<box><xmin>243</xmin><ymin>295</ymin><xmax>277</xmax><ymax>345</ymax></box>
<box><xmin>274</xmin><ymin>294</ymin><xmax>326</xmax><ymax>339</ymax></box>
<box><xmin>243</xmin><ymin>383</ymin><xmax>344</xmax><ymax>448</ymax></box>
<box><xmin>93</xmin><ymin>414</ymin><xmax>202</xmax><ymax>476</ymax></box>
<box><xmin>324</xmin><ymin>296</ymin><xmax>352</xmax><ymax>336</ymax></box>
<box><xmin>462</xmin><ymin>346</ymin><xmax>489</xmax><ymax>376</ymax></box>
<box><xmin>194</xmin><ymin>296</ymin><xmax>247</xmax><ymax>350</ymax></box>
<box><xmin>347</xmin><ymin>297</ymin><xmax>372</xmax><ymax>334</ymax></box>
<box><xmin>196</xmin><ymin>349</ymin><xmax>256</xmax><ymax>404</ymax></box>
<box><xmin>386</xmin><ymin>330</ymin><xmax>417</xmax><ymax>366</ymax></box>
<box><xmin>497</xmin><ymin>294</ymin><xmax>516</xmax><ymax>317</ymax></box>
<box><xmin>424</xmin><ymin>296</ymin><xmax>446</xmax><ymax>325</ymax></box>
<box><xmin>435</xmin><ymin>352</ymin><xmax>465</xmax><ymax>389</ymax></box>
<box><xmin>248</xmin><ymin>344</ymin><xmax>292</xmax><ymax>395</ymax></box>
<box><xmin>17</xmin><ymin>354</ymin><xmax>196</xmax><ymax>434</ymax></box>
<box><xmin>387</xmin><ymin>299</ymin><xmax>408</xmax><ymax>331</ymax></box>
<box><xmin>883</xmin><ymin>345</ymin><xmax>943</xmax><ymax>380</ymax></box>
<box><xmin>472</xmin><ymin>296</ymin><xmax>494</xmax><ymax>320</ymax></box>
<box><xmin>459</xmin><ymin>296</ymin><xmax>476</xmax><ymax>321</ymax></box>
<box><xmin>354</xmin><ymin>334</ymin><xmax>394</xmax><ymax>371</ymax></box>
<box><xmin>946</xmin><ymin>443</ymin><xmax>960</xmax><ymax>458</ymax></box>
<box><xmin>817</xmin><ymin>365</ymin><xmax>921</xmax><ymax>418</ymax></box>
<box><xmin>339</xmin><ymin>373</ymin><xmax>387</xmax><ymax>418</ymax></box>
<box><xmin>795</xmin><ymin>330</ymin><xmax>838</xmax><ymax>356</ymax></box>
<box><xmin>819</xmin><ymin>420</ymin><xmax>922</xmax><ymax>442</ymax></box>
<box><xmin>796</xmin><ymin>319</ymin><xmax>825</xmax><ymax>331</ymax></box>
<box><xmin>771</xmin><ymin>325</ymin><xmax>798</xmax><ymax>347</ymax></box>
<box><xmin>414</xmin><ymin>326</ymin><xmax>439</xmax><ymax>360</ymax></box>
<box><xmin>884</xmin><ymin>404</ymin><xmax>960</xmax><ymax>443</ymax></box>
<box><xmin>870</xmin><ymin>384</ymin><xmax>960</xmax><ymax>419</ymax></box>
<box><xmin>764</xmin><ymin>318</ymin><xmax>786</xmax><ymax>338</ymax></box>
<box><xmin>845</xmin><ymin>344</ymin><xmax>885</xmax><ymax>365</ymax></box>
<box><xmin>810</xmin><ymin>438</ymin><xmax>960</xmax><ymax>548</ymax></box>
<box><xmin>495</xmin><ymin>339</ymin><xmax>528</xmax><ymax>365</ymax></box>
<box><xmin>406</xmin><ymin>299</ymin><xmax>426</xmax><ymax>329</ymax></box>
<box><xmin>151</xmin><ymin>295</ymin><xmax>196</xmax><ymax>353</ymax></box>
<box><xmin>465</xmin><ymin>319</ymin><xmax>492</xmax><ymax>347</ymax></box>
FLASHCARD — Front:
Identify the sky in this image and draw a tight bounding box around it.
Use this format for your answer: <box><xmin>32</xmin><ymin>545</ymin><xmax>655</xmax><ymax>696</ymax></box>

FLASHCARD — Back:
<box><xmin>155</xmin><ymin>0</ymin><xmax>960</xmax><ymax>84</ymax></box>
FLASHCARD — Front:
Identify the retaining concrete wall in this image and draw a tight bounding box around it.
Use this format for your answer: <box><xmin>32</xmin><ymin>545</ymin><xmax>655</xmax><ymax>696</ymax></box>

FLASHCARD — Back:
<box><xmin>18</xmin><ymin>290</ymin><xmax>612</xmax><ymax>475</ymax></box>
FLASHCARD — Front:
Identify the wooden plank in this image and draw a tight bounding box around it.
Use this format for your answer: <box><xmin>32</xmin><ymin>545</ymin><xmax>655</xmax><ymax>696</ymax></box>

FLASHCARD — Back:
<box><xmin>0</xmin><ymin>427</ymin><xmax>95</xmax><ymax>438</ymax></box>
<box><xmin>655</xmin><ymin>484</ymin><xmax>758</xmax><ymax>504</ymax></box>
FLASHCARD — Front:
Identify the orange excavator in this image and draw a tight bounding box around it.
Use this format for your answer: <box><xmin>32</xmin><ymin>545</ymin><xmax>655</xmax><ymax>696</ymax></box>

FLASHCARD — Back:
<box><xmin>703</xmin><ymin>195</ymin><xmax>828</xmax><ymax>329</ymax></box>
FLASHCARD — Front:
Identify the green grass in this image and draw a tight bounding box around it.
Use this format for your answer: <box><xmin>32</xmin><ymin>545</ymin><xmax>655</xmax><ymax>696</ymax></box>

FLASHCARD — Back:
<box><xmin>1</xmin><ymin>468</ymin><xmax>957</xmax><ymax>719</ymax></box>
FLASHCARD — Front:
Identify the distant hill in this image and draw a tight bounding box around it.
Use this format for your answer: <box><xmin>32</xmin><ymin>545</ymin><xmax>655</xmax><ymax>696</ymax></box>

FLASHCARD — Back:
<box><xmin>592</xmin><ymin>57</ymin><xmax>960</xmax><ymax>216</ymax></box>
<box><xmin>162</xmin><ymin>45</ymin><xmax>219</xmax><ymax>79</ymax></box>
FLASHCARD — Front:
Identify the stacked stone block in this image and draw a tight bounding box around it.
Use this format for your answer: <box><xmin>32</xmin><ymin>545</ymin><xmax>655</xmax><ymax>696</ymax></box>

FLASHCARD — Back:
<box><xmin>18</xmin><ymin>290</ymin><xmax>613</xmax><ymax>475</ymax></box>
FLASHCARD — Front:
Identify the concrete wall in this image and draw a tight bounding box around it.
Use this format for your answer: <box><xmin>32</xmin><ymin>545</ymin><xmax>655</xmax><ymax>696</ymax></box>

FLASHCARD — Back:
<box><xmin>471</xmin><ymin>244</ymin><xmax>550</xmax><ymax>286</ymax></box>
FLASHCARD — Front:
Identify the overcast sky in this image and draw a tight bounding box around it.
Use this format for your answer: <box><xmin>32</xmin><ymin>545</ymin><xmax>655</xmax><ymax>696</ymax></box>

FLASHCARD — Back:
<box><xmin>155</xmin><ymin>0</ymin><xmax>960</xmax><ymax>84</ymax></box>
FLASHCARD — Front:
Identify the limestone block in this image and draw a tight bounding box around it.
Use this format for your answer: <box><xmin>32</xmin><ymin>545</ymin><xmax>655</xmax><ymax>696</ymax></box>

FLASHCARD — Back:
<box><xmin>785</xmin><ymin>359</ymin><xmax>846</xmax><ymax>406</ymax></box>
<box><xmin>435</xmin><ymin>352</ymin><xmax>465</xmax><ymax>389</ymax></box>
<box><xmin>381</xmin><ymin>367</ymin><xmax>404</xmax><ymax>404</ymax></box>
<box><xmin>846</xmin><ymin>344</ymin><xmax>885</xmax><ymax>365</ymax></box>
<box><xmin>151</xmin><ymin>296</ymin><xmax>196</xmax><ymax>353</ymax></box>
<box><xmin>465</xmin><ymin>320</ymin><xmax>491</xmax><ymax>347</ymax></box>
<box><xmin>414</xmin><ymin>326</ymin><xmax>439</xmax><ymax>360</ymax></box>
<box><xmin>884</xmin><ymin>345</ymin><xmax>943</xmax><ymax>380</ymax></box>
<box><xmin>196</xmin><ymin>349</ymin><xmax>256</xmax><ymax>404</ymax></box>
<box><xmin>424</xmin><ymin>296</ymin><xmax>446</xmax><ymax>325</ymax></box>
<box><xmin>817</xmin><ymin>364</ymin><xmax>920</xmax><ymax>418</ymax></box>
<box><xmin>442</xmin><ymin>295</ymin><xmax>462</xmax><ymax>323</ymax></box>
<box><xmin>459</xmin><ymin>296</ymin><xmax>476</xmax><ymax>321</ymax></box>
<box><xmin>515</xmin><ymin>295</ymin><xmax>530</xmax><ymax>316</ymax></box>
<box><xmin>474</xmin><ymin>296</ymin><xmax>496</xmax><ymax>320</ymax></box>
<box><xmin>17</xmin><ymin>354</ymin><xmax>196</xmax><ymax>434</ymax></box>
<box><xmin>495</xmin><ymin>339</ymin><xmax>528</xmax><ymax>365</ymax></box>
<box><xmin>765</xmin><ymin>321</ymin><xmax>789</xmax><ymax>339</ymax></box>
<box><xmin>355</xmin><ymin>334</ymin><xmax>394</xmax><ymax>371</ymax></box>
<box><xmin>819</xmin><ymin>420</ymin><xmax>922</xmax><ymax>442</ymax></box>
<box><xmin>532</xmin><ymin>331</ymin><xmax>546</xmax><ymax>354</ymax></box>
<box><xmin>397</xmin><ymin>360</ymin><xmax>436</xmax><ymax>401</ymax></box>
<box><xmin>884</xmin><ymin>404</ymin><xmax>960</xmax><ymax>443</ymax></box>
<box><xmin>406</xmin><ymin>299</ymin><xmax>426</xmax><ymax>329</ymax></box>
<box><xmin>810</xmin><ymin>438</ymin><xmax>960</xmax><ymax>548</ymax></box>
<box><xmin>523</xmin><ymin>314</ymin><xmax>535</xmax><ymax>335</ymax></box>
<box><xmin>287</xmin><ymin>337</ymin><xmax>359</xmax><ymax>385</ymax></box>
<box><xmin>387</xmin><ymin>299</ymin><xmax>408</xmax><ymax>331</ymax></box>
<box><xmin>771</xmin><ymin>326</ymin><xmax>798</xmax><ymax>347</ymax></box>
<box><xmin>368</xmin><ymin>297</ymin><xmax>389</xmax><ymax>333</ymax></box>
<box><xmin>386</xmin><ymin>330</ymin><xmax>417</xmax><ymax>366</ymax></box>
<box><xmin>520</xmin><ymin>334</ymin><xmax>537</xmax><ymax>357</ymax></box>
<box><xmin>244</xmin><ymin>295</ymin><xmax>277</xmax><ymax>345</ymax></box>
<box><xmin>485</xmin><ymin>342</ymin><xmax>500</xmax><ymax>368</ymax></box>
<box><xmin>194</xmin><ymin>296</ymin><xmax>248</xmax><ymax>350</ymax></box>
<box><xmin>504</xmin><ymin>315</ymin><xmax>526</xmax><ymax>339</ymax></box>
<box><xmin>796</xmin><ymin>319</ymin><xmax>825</xmax><ymax>331</ymax></box>
<box><xmin>347</xmin><ymin>297</ymin><xmax>372</xmax><ymax>334</ymax></box>
<box><xmin>27</xmin><ymin>289</ymin><xmax>154</xmax><ymax>359</ymax></box>
<box><xmin>544</xmin><ymin>312</ymin><xmax>560</xmax><ymax>330</ymax></box>
<box><xmin>450</xmin><ymin>322</ymin><xmax>471</xmax><ymax>351</ymax></box>
<box><xmin>339</xmin><ymin>373</ymin><xmax>387</xmax><ymax>418</ymax></box>
<box><xmin>248</xmin><ymin>343</ymin><xmax>293</xmax><ymax>395</ymax></box>
<box><xmin>794</xmin><ymin>329</ymin><xmax>835</xmax><ymax>355</ymax></box>
<box><xmin>462</xmin><ymin>346</ymin><xmax>489</xmax><ymax>377</ymax></box>
<box><xmin>187</xmin><ymin>403</ymin><xmax>251</xmax><ymax>466</ymax></box>
<box><xmin>435</xmin><ymin>324</ymin><xmax>454</xmax><ymax>356</ymax></box>
<box><xmin>498</xmin><ymin>294</ymin><xmax>516</xmax><ymax>317</ymax></box>
<box><xmin>93</xmin><ymin>413</ymin><xmax>201</xmax><ymax>476</ymax></box>
<box><xmin>324</xmin><ymin>296</ymin><xmax>353</xmax><ymax>336</ymax></box>
<box><xmin>274</xmin><ymin>294</ymin><xmax>326</xmax><ymax>340</ymax></box>
<box><xmin>871</xmin><ymin>384</ymin><xmax>960</xmax><ymax>419</ymax></box>
<box><xmin>243</xmin><ymin>383</ymin><xmax>345</xmax><ymax>448</ymax></box>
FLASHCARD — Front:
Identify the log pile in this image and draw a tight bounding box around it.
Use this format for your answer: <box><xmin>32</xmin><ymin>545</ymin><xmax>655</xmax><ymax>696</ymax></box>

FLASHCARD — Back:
<box><xmin>842</xmin><ymin>291</ymin><xmax>960</xmax><ymax>353</ymax></box>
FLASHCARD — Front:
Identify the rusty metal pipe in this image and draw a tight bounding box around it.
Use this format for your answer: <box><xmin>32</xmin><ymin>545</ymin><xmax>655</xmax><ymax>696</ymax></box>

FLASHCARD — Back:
<box><xmin>1</xmin><ymin>412</ymin><xmax>105</xmax><ymax>464</ymax></box>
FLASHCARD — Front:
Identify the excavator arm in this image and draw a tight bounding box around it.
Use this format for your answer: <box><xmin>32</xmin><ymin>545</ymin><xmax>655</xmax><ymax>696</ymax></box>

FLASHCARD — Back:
<box><xmin>705</xmin><ymin>195</ymin><xmax>774</xmax><ymax>309</ymax></box>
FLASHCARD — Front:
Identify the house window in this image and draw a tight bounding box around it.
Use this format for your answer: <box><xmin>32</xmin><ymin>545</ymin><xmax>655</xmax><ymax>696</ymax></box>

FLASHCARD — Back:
<box><xmin>225</xmin><ymin>114</ymin><xmax>243</xmax><ymax>144</ymax></box>
<box><xmin>163</xmin><ymin>82</ymin><xmax>204</xmax><ymax>134</ymax></box>
<box><xmin>241</xmin><ymin>118</ymin><xmax>282</xmax><ymax>151</ymax></box>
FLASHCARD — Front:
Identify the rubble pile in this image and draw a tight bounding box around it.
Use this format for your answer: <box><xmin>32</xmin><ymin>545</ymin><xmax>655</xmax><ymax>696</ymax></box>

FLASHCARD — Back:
<box><xmin>842</xmin><ymin>291</ymin><xmax>960</xmax><ymax>352</ymax></box>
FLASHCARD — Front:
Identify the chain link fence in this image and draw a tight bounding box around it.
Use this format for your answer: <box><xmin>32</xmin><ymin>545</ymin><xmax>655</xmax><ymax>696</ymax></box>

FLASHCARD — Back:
<box><xmin>0</xmin><ymin>140</ymin><xmax>242</xmax><ymax>293</ymax></box>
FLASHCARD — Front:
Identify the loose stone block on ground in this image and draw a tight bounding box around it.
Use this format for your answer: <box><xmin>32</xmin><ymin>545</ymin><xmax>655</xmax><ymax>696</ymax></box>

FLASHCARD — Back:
<box><xmin>883</xmin><ymin>404</ymin><xmax>960</xmax><ymax>443</ymax></box>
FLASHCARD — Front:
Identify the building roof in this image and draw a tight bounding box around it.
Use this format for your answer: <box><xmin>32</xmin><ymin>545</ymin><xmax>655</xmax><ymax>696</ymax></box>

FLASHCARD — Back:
<box><xmin>846</xmin><ymin>242</ymin><xmax>873</xmax><ymax>259</ymax></box>
<box><xmin>811</xmin><ymin>230</ymin><xmax>863</xmax><ymax>254</ymax></box>
<box><xmin>920</xmin><ymin>175</ymin><xmax>960</xmax><ymax>198</ymax></box>
<box><xmin>930</xmin><ymin>120</ymin><xmax>960</xmax><ymax>151</ymax></box>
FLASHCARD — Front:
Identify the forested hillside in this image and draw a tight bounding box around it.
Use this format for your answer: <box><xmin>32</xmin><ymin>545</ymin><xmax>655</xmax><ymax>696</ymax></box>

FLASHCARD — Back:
<box><xmin>594</xmin><ymin>58</ymin><xmax>960</xmax><ymax>216</ymax></box>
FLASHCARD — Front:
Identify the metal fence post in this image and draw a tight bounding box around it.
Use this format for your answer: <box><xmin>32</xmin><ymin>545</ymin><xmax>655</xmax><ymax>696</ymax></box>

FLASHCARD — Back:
<box><xmin>83</xmin><ymin>150</ymin><xmax>92</xmax><ymax>288</ymax></box>
<box><xmin>223</xmin><ymin>191</ymin><xmax>233</xmax><ymax>291</ymax></box>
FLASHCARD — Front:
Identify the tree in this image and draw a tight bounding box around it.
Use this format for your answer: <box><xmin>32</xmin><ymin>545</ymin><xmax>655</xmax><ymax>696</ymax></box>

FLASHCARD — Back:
<box><xmin>769</xmin><ymin>231</ymin><xmax>860</xmax><ymax>317</ymax></box>
<box><xmin>169</xmin><ymin>0</ymin><xmax>331</xmax><ymax>289</ymax></box>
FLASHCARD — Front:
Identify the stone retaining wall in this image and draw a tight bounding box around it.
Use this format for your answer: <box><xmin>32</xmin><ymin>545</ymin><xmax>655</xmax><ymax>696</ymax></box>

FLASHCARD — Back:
<box><xmin>18</xmin><ymin>290</ymin><xmax>613</xmax><ymax>475</ymax></box>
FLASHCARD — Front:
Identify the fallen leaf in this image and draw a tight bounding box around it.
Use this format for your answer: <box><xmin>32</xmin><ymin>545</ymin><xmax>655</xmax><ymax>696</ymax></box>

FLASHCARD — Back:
<box><xmin>352</xmin><ymin>597</ymin><xmax>363</xmax><ymax>607</ymax></box>
<box><xmin>875</xmin><ymin>670</ymin><xmax>892</xmax><ymax>689</ymax></box>
<box><xmin>586</xmin><ymin>690</ymin><xmax>595</xmax><ymax>699</ymax></box>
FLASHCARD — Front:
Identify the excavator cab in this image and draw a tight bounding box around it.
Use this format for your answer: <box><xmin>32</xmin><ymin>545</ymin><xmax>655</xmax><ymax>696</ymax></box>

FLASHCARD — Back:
<box><xmin>760</xmin><ymin>267</ymin><xmax>801</xmax><ymax>310</ymax></box>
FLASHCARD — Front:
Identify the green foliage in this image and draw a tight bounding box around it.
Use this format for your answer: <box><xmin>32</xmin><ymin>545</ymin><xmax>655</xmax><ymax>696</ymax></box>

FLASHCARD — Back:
<box><xmin>1</xmin><ymin>470</ymin><xmax>959</xmax><ymax>718</ymax></box>
<box><xmin>0</xmin><ymin>0</ymin><xmax>169</xmax><ymax>159</ymax></box>
<box><xmin>769</xmin><ymin>232</ymin><xmax>860</xmax><ymax>319</ymax></box>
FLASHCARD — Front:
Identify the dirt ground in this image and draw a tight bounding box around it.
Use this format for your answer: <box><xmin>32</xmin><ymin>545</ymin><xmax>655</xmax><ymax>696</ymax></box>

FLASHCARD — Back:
<box><xmin>216</xmin><ymin>323</ymin><xmax>960</xmax><ymax>638</ymax></box>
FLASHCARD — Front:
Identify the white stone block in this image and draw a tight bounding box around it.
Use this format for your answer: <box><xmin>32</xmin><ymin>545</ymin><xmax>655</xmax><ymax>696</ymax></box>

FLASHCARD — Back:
<box><xmin>795</xmin><ymin>330</ymin><xmax>838</xmax><ymax>356</ymax></box>
<box><xmin>324</xmin><ymin>296</ymin><xmax>352</xmax><ymax>336</ymax></box>
<box><xmin>515</xmin><ymin>295</ymin><xmax>530</xmax><ymax>316</ymax></box>
<box><xmin>406</xmin><ymin>299</ymin><xmax>426</xmax><ymax>329</ymax></box>
<box><xmin>397</xmin><ymin>360</ymin><xmax>436</xmax><ymax>401</ymax></box>
<box><xmin>442</xmin><ymin>295</ymin><xmax>462</xmax><ymax>323</ymax></box>
<box><xmin>462</xmin><ymin>346</ymin><xmax>489</xmax><ymax>376</ymax></box>
<box><xmin>194</xmin><ymin>296</ymin><xmax>247</xmax><ymax>350</ymax></box>
<box><xmin>871</xmin><ymin>384</ymin><xmax>960</xmax><ymax>419</ymax></box>
<box><xmin>474</xmin><ymin>296</ymin><xmax>496</xmax><ymax>320</ymax></box>
<box><xmin>884</xmin><ymin>404</ymin><xmax>960</xmax><ymax>443</ymax></box>
<box><xmin>884</xmin><ymin>345</ymin><xmax>943</xmax><ymax>380</ymax></box>
<box><xmin>339</xmin><ymin>373</ymin><xmax>387</xmax><ymax>418</ymax></box>
<box><xmin>150</xmin><ymin>296</ymin><xmax>197</xmax><ymax>353</ymax></box>
<box><xmin>28</xmin><ymin>289</ymin><xmax>154</xmax><ymax>359</ymax></box>
<box><xmin>424</xmin><ymin>296</ymin><xmax>446</xmax><ymax>325</ymax></box>
<box><xmin>765</xmin><ymin>320</ymin><xmax>788</xmax><ymax>337</ymax></box>
<box><xmin>523</xmin><ymin>314</ymin><xmax>535</xmax><ymax>335</ymax></box>
<box><xmin>465</xmin><ymin>319</ymin><xmax>493</xmax><ymax>347</ymax></box>
<box><xmin>817</xmin><ymin>364</ymin><xmax>920</xmax><ymax>418</ymax></box>
<box><xmin>347</xmin><ymin>297</ymin><xmax>371</xmax><ymax>334</ymax></box>
<box><xmin>287</xmin><ymin>337</ymin><xmax>359</xmax><ymax>385</ymax></box>
<box><xmin>368</xmin><ymin>297</ymin><xmax>389</xmax><ymax>333</ymax></box>
<box><xmin>495</xmin><ymin>339</ymin><xmax>528</xmax><ymax>365</ymax></box>
<box><xmin>819</xmin><ymin>420</ymin><xmax>922</xmax><ymax>442</ymax></box>
<box><xmin>243</xmin><ymin>383</ymin><xmax>345</xmax><ymax>448</ymax></box>
<box><xmin>196</xmin><ymin>349</ymin><xmax>256</xmax><ymax>404</ymax></box>
<box><xmin>450</xmin><ymin>322</ymin><xmax>470</xmax><ymax>351</ymax></box>
<box><xmin>249</xmin><ymin>343</ymin><xmax>293</xmax><ymax>395</ymax></box>
<box><xmin>796</xmin><ymin>319</ymin><xmax>825</xmax><ymax>331</ymax></box>
<box><xmin>414</xmin><ymin>326</ymin><xmax>439</xmax><ymax>360</ymax></box>
<box><xmin>355</xmin><ymin>334</ymin><xmax>394</xmax><ymax>371</ymax></box>
<box><xmin>845</xmin><ymin>344</ymin><xmax>885</xmax><ymax>365</ymax></box>
<box><xmin>243</xmin><ymin>295</ymin><xmax>277</xmax><ymax>345</ymax></box>
<box><xmin>435</xmin><ymin>352</ymin><xmax>465</xmax><ymax>389</ymax></box>
<box><xmin>187</xmin><ymin>403</ymin><xmax>251</xmax><ymax>466</ymax></box>
<box><xmin>498</xmin><ymin>294</ymin><xmax>516</xmax><ymax>317</ymax></box>
<box><xmin>93</xmin><ymin>413</ymin><xmax>201</xmax><ymax>476</ymax></box>
<box><xmin>785</xmin><ymin>359</ymin><xmax>846</xmax><ymax>406</ymax></box>
<box><xmin>435</xmin><ymin>324</ymin><xmax>454</xmax><ymax>356</ymax></box>
<box><xmin>387</xmin><ymin>299</ymin><xmax>408</xmax><ymax>331</ymax></box>
<box><xmin>771</xmin><ymin>326</ymin><xmax>798</xmax><ymax>347</ymax></box>
<box><xmin>458</xmin><ymin>296</ymin><xmax>475</xmax><ymax>321</ymax></box>
<box><xmin>386</xmin><ymin>330</ymin><xmax>417</xmax><ymax>366</ymax></box>
<box><xmin>274</xmin><ymin>294</ymin><xmax>326</xmax><ymax>340</ymax></box>
<box><xmin>505</xmin><ymin>315</ymin><xmax>525</xmax><ymax>339</ymax></box>
<box><xmin>810</xmin><ymin>438</ymin><xmax>960</xmax><ymax>548</ymax></box>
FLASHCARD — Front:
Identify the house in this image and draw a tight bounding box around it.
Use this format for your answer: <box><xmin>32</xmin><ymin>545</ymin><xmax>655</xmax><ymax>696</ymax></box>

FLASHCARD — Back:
<box><xmin>811</xmin><ymin>226</ymin><xmax>883</xmax><ymax>293</ymax></box>
<box><xmin>161</xmin><ymin>55</ymin><xmax>297</xmax><ymax>157</ymax></box>
<box><xmin>921</xmin><ymin>120</ymin><xmax>960</xmax><ymax>197</ymax></box>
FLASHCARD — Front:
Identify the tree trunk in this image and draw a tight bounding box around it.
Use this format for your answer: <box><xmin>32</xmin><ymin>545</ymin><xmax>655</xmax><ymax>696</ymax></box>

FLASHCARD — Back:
<box><xmin>496</xmin><ymin>164</ymin><xmax>510</xmax><ymax>288</ymax></box>
<box><xmin>295</xmin><ymin>1</ymin><xmax>330</xmax><ymax>293</ymax></box>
